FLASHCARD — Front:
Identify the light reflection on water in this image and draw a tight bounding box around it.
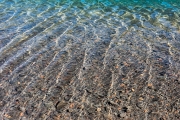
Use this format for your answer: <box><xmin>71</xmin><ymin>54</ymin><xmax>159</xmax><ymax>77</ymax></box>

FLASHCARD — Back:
<box><xmin>0</xmin><ymin>0</ymin><xmax>180</xmax><ymax>119</ymax></box>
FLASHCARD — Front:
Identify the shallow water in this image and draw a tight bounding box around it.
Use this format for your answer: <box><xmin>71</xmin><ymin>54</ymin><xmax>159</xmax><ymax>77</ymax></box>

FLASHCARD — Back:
<box><xmin>0</xmin><ymin>0</ymin><xmax>180</xmax><ymax>119</ymax></box>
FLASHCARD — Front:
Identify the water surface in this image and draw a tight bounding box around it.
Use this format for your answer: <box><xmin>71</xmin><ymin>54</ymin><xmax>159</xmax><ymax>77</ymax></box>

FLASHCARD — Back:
<box><xmin>0</xmin><ymin>0</ymin><xmax>180</xmax><ymax>119</ymax></box>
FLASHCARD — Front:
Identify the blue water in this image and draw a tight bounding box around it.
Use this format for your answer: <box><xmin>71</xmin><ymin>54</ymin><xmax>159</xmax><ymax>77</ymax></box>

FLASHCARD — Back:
<box><xmin>0</xmin><ymin>0</ymin><xmax>180</xmax><ymax>119</ymax></box>
<box><xmin>0</xmin><ymin>0</ymin><xmax>179</xmax><ymax>35</ymax></box>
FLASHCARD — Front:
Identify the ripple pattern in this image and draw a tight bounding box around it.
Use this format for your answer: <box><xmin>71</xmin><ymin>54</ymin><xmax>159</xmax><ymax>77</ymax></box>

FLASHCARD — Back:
<box><xmin>0</xmin><ymin>0</ymin><xmax>180</xmax><ymax>120</ymax></box>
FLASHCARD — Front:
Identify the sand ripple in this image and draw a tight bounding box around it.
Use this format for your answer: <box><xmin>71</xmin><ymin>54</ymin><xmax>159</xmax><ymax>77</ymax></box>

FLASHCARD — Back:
<box><xmin>0</xmin><ymin>0</ymin><xmax>180</xmax><ymax>119</ymax></box>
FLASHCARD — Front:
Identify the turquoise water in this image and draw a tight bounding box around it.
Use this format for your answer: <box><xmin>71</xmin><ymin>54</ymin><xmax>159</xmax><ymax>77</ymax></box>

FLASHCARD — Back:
<box><xmin>0</xmin><ymin>0</ymin><xmax>179</xmax><ymax>51</ymax></box>
<box><xmin>0</xmin><ymin>0</ymin><xmax>180</xmax><ymax>119</ymax></box>
<box><xmin>0</xmin><ymin>0</ymin><xmax>180</xmax><ymax>48</ymax></box>
<box><xmin>0</xmin><ymin>0</ymin><xmax>180</xmax><ymax>30</ymax></box>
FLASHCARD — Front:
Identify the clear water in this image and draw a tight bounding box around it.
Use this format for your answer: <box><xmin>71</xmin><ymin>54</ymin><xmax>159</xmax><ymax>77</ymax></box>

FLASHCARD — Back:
<box><xmin>0</xmin><ymin>0</ymin><xmax>180</xmax><ymax>119</ymax></box>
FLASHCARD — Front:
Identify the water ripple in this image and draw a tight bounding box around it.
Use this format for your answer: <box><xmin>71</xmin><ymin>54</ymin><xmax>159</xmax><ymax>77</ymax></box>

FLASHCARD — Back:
<box><xmin>0</xmin><ymin>0</ymin><xmax>180</xmax><ymax>120</ymax></box>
